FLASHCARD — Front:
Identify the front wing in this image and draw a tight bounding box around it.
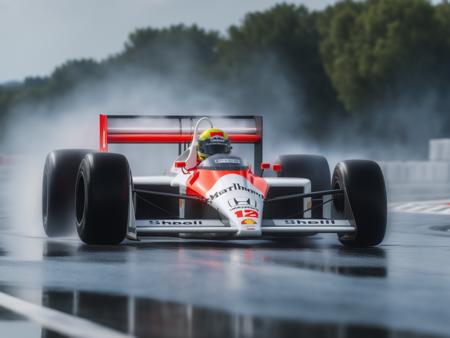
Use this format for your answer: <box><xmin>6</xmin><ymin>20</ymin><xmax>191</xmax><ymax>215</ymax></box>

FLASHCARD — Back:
<box><xmin>133</xmin><ymin>219</ymin><xmax>355</xmax><ymax>237</ymax></box>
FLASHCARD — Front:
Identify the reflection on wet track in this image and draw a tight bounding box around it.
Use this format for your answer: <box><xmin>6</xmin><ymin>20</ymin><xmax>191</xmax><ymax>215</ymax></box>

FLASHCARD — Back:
<box><xmin>264</xmin><ymin>252</ymin><xmax>388</xmax><ymax>278</ymax></box>
<box><xmin>37</xmin><ymin>288</ymin><xmax>441</xmax><ymax>338</ymax></box>
<box><xmin>0</xmin><ymin>212</ymin><xmax>448</xmax><ymax>337</ymax></box>
<box><xmin>430</xmin><ymin>224</ymin><xmax>450</xmax><ymax>233</ymax></box>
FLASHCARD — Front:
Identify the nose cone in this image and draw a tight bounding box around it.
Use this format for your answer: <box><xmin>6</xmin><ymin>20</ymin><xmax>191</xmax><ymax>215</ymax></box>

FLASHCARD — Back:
<box><xmin>206</xmin><ymin>174</ymin><xmax>264</xmax><ymax>236</ymax></box>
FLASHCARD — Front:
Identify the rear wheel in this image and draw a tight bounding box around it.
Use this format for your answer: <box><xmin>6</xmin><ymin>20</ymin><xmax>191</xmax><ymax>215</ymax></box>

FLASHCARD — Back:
<box><xmin>42</xmin><ymin>149</ymin><xmax>93</xmax><ymax>237</ymax></box>
<box><xmin>75</xmin><ymin>153</ymin><xmax>130</xmax><ymax>245</ymax></box>
<box><xmin>277</xmin><ymin>154</ymin><xmax>331</xmax><ymax>218</ymax></box>
<box><xmin>332</xmin><ymin>160</ymin><xmax>387</xmax><ymax>247</ymax></box>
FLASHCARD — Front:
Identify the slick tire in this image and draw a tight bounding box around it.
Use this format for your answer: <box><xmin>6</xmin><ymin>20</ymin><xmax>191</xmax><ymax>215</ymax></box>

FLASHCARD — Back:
<box><xmin>332</xmin><ymin>160</ymin><xmax>387</xmax><ymax>247</ymax></box>
<box><xmin>75</xmin><ymin>152</ymin><xmax>130</xmax><ymax>245</ymax></box>
<box><xmin>42</xmin><ymin>149</ymin><xmax>93</xmax><ymax>237</ymax></box>
<box><xmin>277</xmin><ymin>154</ymin><xmax>331</xmax><ymax>218</ymax></box>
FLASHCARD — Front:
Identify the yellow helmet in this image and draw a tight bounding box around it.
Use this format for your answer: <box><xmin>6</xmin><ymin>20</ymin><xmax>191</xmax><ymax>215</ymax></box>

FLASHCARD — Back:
<box><xmin>197</xmin><ymin>128</ymin><xmax>231</xmax><ymax>160</ymax></box>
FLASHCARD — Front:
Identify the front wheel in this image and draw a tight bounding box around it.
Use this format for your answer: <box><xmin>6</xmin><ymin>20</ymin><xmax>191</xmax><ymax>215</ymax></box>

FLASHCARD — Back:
<box><xmin>75</xmin><ymin>153</ymin><xmax>130</xmax><ymax>245</ymax></box>
<box><xmin>332</xmin><ymin>160</ymin><xmax>387</xmax><ymax>247</ymax></box>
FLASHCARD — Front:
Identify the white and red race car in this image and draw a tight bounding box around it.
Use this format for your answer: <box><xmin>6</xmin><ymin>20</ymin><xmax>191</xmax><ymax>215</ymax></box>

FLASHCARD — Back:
<box><xmin>42</xmin><ymin>115</ymin><xmax>387</xmax><ymax>247</ymax></box>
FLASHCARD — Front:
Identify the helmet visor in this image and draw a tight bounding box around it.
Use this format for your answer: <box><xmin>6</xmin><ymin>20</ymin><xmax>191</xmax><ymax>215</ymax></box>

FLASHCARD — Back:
<box><xmin>201</xmin><ymin>143</ymin><xmax>230</xmax><ymax>156</ymax></box>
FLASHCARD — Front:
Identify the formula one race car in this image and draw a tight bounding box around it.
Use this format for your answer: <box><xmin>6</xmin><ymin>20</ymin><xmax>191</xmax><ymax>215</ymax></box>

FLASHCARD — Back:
<box><xmin>42</xmin><ymin>115</ymin><xmax>387</xmax><ymax>247</ymax></box>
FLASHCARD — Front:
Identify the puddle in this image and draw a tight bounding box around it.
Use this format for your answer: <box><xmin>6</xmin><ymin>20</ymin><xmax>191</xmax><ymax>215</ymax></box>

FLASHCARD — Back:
<box><xmin>0</xmin><ymin>286</ymin><xmax>442</xmax><ymax>338</ymax></box>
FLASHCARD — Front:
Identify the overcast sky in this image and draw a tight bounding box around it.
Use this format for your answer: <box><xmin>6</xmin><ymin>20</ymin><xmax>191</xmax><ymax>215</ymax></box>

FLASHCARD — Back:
<box><xmin>0</xmin><ymin>0</ymin><xmax>443</xmax><ymax>83</ymax></box>
<box><xmin>0</xmin><ymin>0</ymin><xmax>341</xmax><ymax>82</ymax></box>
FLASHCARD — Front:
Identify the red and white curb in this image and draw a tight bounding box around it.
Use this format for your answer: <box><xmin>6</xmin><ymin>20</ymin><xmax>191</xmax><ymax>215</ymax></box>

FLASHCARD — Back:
<box><xmin>390</xmin><ymin>200</ymin><xmax>450</xmax><ymax>215</ymax></box>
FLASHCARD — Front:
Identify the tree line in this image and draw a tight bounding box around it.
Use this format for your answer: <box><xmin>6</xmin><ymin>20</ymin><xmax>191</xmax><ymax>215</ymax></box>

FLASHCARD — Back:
<box><xmin>1</xmin><ymin>0</ymin><xmax>450</xmax><ymax>150</ymax></box>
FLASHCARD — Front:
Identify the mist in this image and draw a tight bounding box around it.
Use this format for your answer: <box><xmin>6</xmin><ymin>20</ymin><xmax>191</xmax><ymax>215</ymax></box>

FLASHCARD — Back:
<box><xmin>2</xmin><ymin>33</ymin><xmax>449</xmax><ymax>236</ymax></box>
<box><xmin>0</xmin><ymin>52</ymin><xmax>301</xmax><ymax>235</ymax></box>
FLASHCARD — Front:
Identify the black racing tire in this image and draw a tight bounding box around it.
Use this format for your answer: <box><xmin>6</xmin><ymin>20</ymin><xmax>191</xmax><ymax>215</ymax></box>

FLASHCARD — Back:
<box><xmin>42</xmin><ymin>149</ymin><xmax>93</xmax><ymax>237</ymax></box>
<box><xmin>332</xmin><ymin>160</ymin><xmax>387</xmax><ymax>247</ymax></box>
<box><xmin>277</xmin><ymin>154</ymin><xmax>331</xmax><ymax>218</ymax></box>
<box><xmin>75</xmin><ymin>152</ymin><xmax>130</xmax><ymax>245</ymax></box>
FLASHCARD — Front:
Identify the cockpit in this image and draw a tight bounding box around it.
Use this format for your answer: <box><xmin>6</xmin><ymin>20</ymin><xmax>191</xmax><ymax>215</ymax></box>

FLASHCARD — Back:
<box><xmin>197</xmin><ymin>154</ymin><xmax>248</xmax><ymax>170</ymax></box>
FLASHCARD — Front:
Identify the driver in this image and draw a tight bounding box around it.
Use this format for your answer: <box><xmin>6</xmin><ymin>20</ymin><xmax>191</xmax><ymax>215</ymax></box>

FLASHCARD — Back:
<box><xmin>197</xmin><ymin>128</ymin><xmax>232</xmax><ymax>161</ymax></box>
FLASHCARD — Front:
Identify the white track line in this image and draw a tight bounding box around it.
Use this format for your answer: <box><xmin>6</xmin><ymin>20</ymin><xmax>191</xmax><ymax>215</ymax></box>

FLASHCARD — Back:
<box><xmin>0</xmin><ymin>291</ymin><xmax>134</xmax><ymax>338</ymax></box>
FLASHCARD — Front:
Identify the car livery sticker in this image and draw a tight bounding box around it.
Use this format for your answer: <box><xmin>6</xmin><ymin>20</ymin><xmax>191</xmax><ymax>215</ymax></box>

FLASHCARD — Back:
<box><xmin>186</xmin><ymin>169</ymin><xmax>268</xmax><ymax>200</ymax></box>
<box><xmin>201</xmin><ymin>173</ymin><xmax>265</xmax><ymax>233</ymax></box>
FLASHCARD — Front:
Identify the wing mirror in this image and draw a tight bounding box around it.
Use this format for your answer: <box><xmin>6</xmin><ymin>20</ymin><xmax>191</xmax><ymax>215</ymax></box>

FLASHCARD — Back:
<box><xmin>174</xmin><ymin>161</ymin><xmax>186</xmax><ymax>168</ymax></box>
<box><xmin>272</xmin><ymin>163</ymin><xmax>282</xmax><ymax>172</ymax></box>
<box><xmin>260</xmin><ymin>162</ymin><xmax>282</xmax><ymax>172</ymax></box>
<box><xmin>260</xmin><ymin>162</ymin><xmax>271</xmax><ymax>170</ymax></box>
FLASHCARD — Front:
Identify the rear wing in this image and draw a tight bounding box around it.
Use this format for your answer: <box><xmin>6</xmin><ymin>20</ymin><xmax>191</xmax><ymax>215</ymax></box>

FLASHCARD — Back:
<box><xmin>99</xmin><ymin>114</ymin><xmax>263</xmax><ymax>169</ymax></box>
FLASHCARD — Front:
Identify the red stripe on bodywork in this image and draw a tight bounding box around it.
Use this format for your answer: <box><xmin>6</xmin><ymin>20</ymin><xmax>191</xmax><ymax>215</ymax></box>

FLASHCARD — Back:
<box><xmin>186</xmin><ymin>169</ymin><xmax>268</xmax><ymax>199</ymax></box>
<box><xmin>252</xmin><ymin>176</ymin><xmax>269</xmax><ymax>197</ymax></box>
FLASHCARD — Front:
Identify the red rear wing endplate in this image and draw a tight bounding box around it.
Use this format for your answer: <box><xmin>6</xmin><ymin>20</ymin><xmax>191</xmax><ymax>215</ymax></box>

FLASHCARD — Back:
<box><xmin>99</xmin><ymin>114</ymin><xmax>263</xmax><ymax>171</ymax></box>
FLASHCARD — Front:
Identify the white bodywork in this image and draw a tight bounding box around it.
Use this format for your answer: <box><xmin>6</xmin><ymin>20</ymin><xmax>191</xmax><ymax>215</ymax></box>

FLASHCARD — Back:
<box><xmin>126</xmin><ymin>117</ymin><xmax>355</xmax><ymax>239</ymax></box>
<box><xmin>129</xmin><ymin>172</ymin><xmax>354</xmax><ymax>239</ymax></box>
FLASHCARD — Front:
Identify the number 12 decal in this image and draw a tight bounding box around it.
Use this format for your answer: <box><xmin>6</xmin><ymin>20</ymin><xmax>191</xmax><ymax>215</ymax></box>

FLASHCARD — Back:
<box><xmin>234</xmin><ymin>210</ymin><xmax>259</xmax><ymax>218</ymax></box>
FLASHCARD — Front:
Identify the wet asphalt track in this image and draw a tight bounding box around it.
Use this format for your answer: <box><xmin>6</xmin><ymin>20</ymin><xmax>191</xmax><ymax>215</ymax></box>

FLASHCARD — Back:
<box><xmin>0</xmin><ymin>211</ymin><xmax>449</xmax><ymax>338</ymax></box>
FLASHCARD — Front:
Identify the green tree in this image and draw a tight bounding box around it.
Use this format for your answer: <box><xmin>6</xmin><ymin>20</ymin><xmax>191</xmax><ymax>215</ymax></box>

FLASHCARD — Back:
<box><xmin>216</xmin><ymin>4</ymin><xmax>343</xmax><ymax>136</ymax></box>
<box><xmin>2</xmin><ymin>1</ymin><xmax>450</xmax><ymax>148</ymax></box>
<box><xmin>50</xmin><ymin>59</ymin><xmax>102</xmax><ymax>90</ymax></box>
<box><xmin>318</xmin><ymin>0</ymin><xmax>449</xmax><ymax>114</ymax></box>
<box><xmin>113</xmin><ymin>24</ymin><xmax>220</xmax><ymax>76</ymax></box>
